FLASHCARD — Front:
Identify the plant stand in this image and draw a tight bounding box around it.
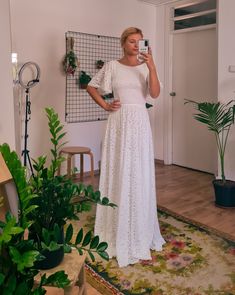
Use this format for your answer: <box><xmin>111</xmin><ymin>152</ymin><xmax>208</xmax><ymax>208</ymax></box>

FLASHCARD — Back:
<box><xmin>34</xmin><ymin>250</ymin><xmax>87</xmax><ymax>295</ymax></box>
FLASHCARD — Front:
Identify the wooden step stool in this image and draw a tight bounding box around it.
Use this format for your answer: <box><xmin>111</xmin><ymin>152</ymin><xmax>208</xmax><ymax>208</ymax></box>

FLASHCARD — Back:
<box><xmin>58</xmin><ymin>146</ymin><xmax>94</xmax><ymax>182</ymax></box>
<box><xmin>34</xmin><ymin>251</ymin><xmax>87</xmax><ymax>295</ymax></box>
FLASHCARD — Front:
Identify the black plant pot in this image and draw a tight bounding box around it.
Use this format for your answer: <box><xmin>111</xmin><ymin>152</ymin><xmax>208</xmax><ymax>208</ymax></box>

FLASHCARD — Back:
<box><xmin>213</xmin><ymin>179</ymin><xmax>235</xmax><ymax>208</ymax></box>
<box><xmin>35</xmin><ymin>246</ymin><xmax>64</xmax><ymax>270</ymax></box>
<box><xmin>30</xmin><ymin>227</ymin><xmax>64</xmax><ymax>270</ymax></box>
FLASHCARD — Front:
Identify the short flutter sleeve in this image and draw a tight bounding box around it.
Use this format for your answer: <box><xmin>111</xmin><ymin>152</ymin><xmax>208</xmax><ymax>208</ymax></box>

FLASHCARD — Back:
<box><xmin>88</xmin><ymin>61</ymin><xmax>113</xmax><ymax>95</ymax></box>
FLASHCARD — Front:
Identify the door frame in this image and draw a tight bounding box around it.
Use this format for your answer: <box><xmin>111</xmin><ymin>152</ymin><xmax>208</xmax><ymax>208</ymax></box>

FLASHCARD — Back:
<box><xmin>163</xmin><ymin>0</ymin><xmax>218</xmax><ymax>165</ymax></box>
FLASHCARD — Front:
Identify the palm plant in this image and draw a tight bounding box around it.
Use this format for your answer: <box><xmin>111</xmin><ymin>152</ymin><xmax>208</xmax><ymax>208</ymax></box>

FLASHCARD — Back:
<box><xmin>184</xmin><ymin>99</ymin><xmax>235</xmax><ymax>183</ymax></box>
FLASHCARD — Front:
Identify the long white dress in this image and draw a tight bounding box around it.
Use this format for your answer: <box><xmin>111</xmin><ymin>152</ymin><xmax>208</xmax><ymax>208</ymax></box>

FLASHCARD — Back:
<box><xmin>88</xmin><ymin>60</ymin><xmax>165</xmax><ymax>267</ymax></box>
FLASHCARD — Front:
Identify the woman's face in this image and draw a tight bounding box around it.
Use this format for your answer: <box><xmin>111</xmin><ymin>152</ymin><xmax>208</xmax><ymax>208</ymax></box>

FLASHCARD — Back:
<box><xmin>123</xmin><ymin>33</ymin><xmax>142</xmax><ymax>56</ymax></box>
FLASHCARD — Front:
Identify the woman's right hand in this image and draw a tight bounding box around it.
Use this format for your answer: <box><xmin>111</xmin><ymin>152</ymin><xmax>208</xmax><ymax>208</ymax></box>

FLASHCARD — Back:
<box><xmin>105</xmin><ymin>99</ymin><xmax>121</xmax><ymax>111</ymax></box>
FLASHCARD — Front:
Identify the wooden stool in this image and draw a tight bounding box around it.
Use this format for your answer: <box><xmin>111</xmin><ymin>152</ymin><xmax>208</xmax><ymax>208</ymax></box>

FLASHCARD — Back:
<box><xmin>58</xmin><ymin>146</ymin><xmax>94</xmax><ymax>182</ymax></box>
<box><xmin>34</xmin><ymin>251</ymin><xmax>87</xmax><ymax>295</ymax></box>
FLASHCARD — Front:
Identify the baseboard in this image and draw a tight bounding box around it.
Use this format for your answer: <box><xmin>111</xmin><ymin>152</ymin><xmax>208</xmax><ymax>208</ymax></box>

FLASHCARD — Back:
<box><xmin>155</xmin><ymin>159</ymin><xmax>164</xmax><ymax>164</ymax></box>
<box><xmin>76</xmin><ymin>160</ymin><xmax>163</xmax><ymax>179</ymax></box>
<box><xmin>73</xmin><ymin>169</ymin><xmax>100</xmax><ymax>180</ymax></box>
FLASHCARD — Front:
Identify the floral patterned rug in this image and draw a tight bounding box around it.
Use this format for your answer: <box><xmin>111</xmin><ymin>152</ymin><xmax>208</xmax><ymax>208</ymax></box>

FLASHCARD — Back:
<box><xmin>73</xmin><ymin>206</ymin><xmax>235</xmax><ymax>295</ymax></box>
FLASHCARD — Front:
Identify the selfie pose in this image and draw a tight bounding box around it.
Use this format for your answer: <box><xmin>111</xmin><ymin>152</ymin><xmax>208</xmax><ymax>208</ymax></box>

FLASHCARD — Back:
<box><xmin>87</xmin><ymin>27</ymin><xmax>165</xmax><ymax>267</ymax></box>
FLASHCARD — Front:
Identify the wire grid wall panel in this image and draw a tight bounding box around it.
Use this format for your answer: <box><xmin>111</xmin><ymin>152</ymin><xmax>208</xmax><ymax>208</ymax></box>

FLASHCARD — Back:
<box><xmin>65</xmin><ymin>31</ymin><xmax>122</xmax><ymax>123</ymax></box>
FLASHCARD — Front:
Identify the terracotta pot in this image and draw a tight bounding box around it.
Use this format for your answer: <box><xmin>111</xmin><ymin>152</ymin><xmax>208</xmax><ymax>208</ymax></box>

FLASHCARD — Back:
<box><xmin>80</xmin><ymin>84</ymin><xmax>88</xmax><ymax>89</ymax></box>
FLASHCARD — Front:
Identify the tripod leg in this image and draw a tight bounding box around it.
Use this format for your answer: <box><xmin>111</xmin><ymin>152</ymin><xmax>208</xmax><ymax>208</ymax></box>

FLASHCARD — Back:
<box><xmin>26</xmin><ymin>151</ymin><xmax>34</xmax><ymax>176</ymax></box>
<box><xmin>22</xmin><ymin>88</ymin><xmax>34</xmax><ymax>176</ymax></box>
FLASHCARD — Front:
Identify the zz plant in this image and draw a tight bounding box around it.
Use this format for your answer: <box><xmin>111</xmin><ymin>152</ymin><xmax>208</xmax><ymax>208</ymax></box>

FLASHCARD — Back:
<box><xmin>28</xmin><ymin>108</ymin><xmax>116</xmax><ymax>263</ymax></box>
<box><xmin>0</xmin><ymin>144</ymin><xmax>70</xmax><ymax>294</ymax></box>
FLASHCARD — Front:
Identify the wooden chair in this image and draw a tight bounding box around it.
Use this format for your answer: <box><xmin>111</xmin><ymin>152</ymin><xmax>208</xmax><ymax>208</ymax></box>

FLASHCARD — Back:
<box><xmin>58</xmin><ymin>146</ymin><xmax>94</xmax><ymax>182</ymax></box>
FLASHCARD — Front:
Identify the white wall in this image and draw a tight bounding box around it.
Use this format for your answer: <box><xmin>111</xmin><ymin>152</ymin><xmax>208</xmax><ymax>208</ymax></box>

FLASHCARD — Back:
<box><xmin>0</xmin><ymin>0</ymin><xmax>16</xmax><ymax>150</ymax></box>
<box><xmin>217</xmin><ymin>0</ymin><xmax>235</xmax><ymax>181</ymax></box>
<box><xmin>8</xmin><ymin>0</ymin><xmax>162</xmax><ymax>172</ymax></box>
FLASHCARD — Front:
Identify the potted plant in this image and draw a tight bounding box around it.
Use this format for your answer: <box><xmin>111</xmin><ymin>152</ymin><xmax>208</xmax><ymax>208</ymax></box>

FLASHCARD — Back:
<box><xmin>0</xmin><ymin>145</ymin><xmax>70</xmax><ymax>293</ymax></box>
<box><xmin>63</xmin><ymin>37</ymin><xmax>79</xmax><ymax>76</ymax></box>
<box><xmin>95</xmin><ymin>60</ymin><xmax>104</xmax><ymax>69</ymax></box>
<box><xmin>27</xmin><ymin>108</ymin><xmax>116</xmax><ymax>269</ymax></box>
<box><xmin>78</xmin><ymin>71</ymin><xmax>91</xmax><ymax>89</ymax></box>
<box><xmin>185</xmin><ymin>99</ymin><xmax>235</xmax><ymax>207</ymax></box>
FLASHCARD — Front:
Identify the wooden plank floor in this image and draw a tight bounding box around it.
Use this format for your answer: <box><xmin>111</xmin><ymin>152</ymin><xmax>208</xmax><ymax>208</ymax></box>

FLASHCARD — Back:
<box><xmin>156</xmin><ymin>163</ymin><xmax>235</xmax><ymax>240</ymax></box>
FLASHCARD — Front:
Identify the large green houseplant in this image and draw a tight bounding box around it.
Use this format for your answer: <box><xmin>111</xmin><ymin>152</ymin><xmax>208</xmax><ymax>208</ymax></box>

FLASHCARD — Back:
<box><xmin>185</xmin><ymin>99</ymin><xmax>235</xmax><ymax>207</ymax></box>
<box><xmin>1</xmin><ymin>107</ymin><xmax>116</xmax><ymax>273</ymax></box>
<box><xmin>0</xmin><ymin>145</ymin><xmax>70</xmax><ymax>294</ymax></box>
<box><xmin>27</xmin><ymin>108</ymin><xmax>116</xmax><ymax>268</ymax></box>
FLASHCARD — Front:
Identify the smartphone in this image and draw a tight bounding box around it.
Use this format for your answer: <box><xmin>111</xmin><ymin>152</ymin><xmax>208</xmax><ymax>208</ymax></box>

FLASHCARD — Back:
<box><xmin>138</xmin><ymin>39</ymin><xmax>149</xmax><ymax>54</ymax></box>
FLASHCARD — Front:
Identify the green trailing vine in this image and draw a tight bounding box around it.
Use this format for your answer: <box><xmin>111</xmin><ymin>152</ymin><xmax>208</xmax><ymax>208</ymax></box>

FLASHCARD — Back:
<box><xmin>63</xmin><ymin>37</ymin><xmax>78</xmax><ymax>76</ymax></box>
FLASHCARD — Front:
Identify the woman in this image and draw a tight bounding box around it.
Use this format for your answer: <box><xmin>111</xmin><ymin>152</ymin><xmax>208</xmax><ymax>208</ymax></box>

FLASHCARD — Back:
<box><xmin>87</xmin><ymin>27</ymin><xmax>165</xmax><ymax>267</ymax></box>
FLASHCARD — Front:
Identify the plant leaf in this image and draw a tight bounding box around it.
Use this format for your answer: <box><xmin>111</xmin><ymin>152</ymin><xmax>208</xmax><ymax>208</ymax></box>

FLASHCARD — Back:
<box><xmin>90</xmin><ymin>236</ymin><xmax>99</xmax><ymax>249</ymax></box>
<box><xmin>82</xmin><ymin>231</ymin><xmax>92</xmax><ymax>247</ymax></box>
<box><xmin>65</xmin><ymin>224</ymin><xmax>73</xmax><ymax>243</ymax></box>
<box><xmin>75</xmin><ymin>228</ymin><xmax>83</xmax><ymax>245</ymax></box>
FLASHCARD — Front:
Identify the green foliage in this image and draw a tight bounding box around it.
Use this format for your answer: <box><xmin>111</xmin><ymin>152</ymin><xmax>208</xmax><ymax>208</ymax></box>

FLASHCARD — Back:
<box><xmin>78</xmin><ymin>71</ymin><xmax>92</xmax><ymax>85</ymax></box>
<box><xmin>95</xmin><ymin>60</ymin><xmax>104</xmax><ymax>69</ymax></box>
<box><xmin>0</xmin><ymin>144</ymin><xmax>38</xmax><ymax>229</ymax></box>
<box><xmin>46</xmin><ymin>107</ymin><xmax>67</xmax><ymax>178</ymax></box>
<box><xmin>185</xmin><ymin>99</ymin><xmax>235</xmax><ymax>182</ymax></box>
<box><xmin>63</xmin><ymin>50</ymin><xmax>78</xmax><ymax>76</ymax></box>
<box><xmin>64</xmin><ymin>225</ymin><xmax>109</xmax><ymax>262</ymax></box>
<box><xmin>0</xmin><ymin>145</ymin><xmax>70</xmax><ymax>294</ymax></box>
<box><xmin>28</xmin><ymin>107</ymin><xmax>116</xmax><ymax>262</ymax></box>
<box><xmin>0</xmin><ymin>107</ymin><xmax>116</xmax><ymax>293</ymax></box>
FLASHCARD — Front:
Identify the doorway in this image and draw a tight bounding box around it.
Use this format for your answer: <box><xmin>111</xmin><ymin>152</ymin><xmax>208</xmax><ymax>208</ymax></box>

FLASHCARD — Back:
<box><xmin>172</xmin><ymin>28</ymin><xmax>217</xmax><ymax>173</ymax></box>
<box><xmin>164</xmin><ymin>0</ymin><xmax>218</xmax><ymax>174</ymax></box>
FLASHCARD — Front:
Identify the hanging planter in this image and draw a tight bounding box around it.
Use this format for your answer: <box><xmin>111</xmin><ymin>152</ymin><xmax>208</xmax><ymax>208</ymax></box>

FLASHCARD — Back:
<box><xmin>78</xmin><ymin>71</ymin><xmax>92</xmax><ymax>89</ymax></box>
<box><xmin>96</xmin><ymin>59</ymin><xmax>105</xmax><ymax>69</ymax></box>
<box><xmin>63</xmin><ymin>37</ymin><xmax>79</xmax><ymax>76</ymax></box>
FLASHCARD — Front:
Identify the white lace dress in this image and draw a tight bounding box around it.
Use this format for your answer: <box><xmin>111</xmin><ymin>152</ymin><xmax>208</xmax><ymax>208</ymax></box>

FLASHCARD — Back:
<box><xmin>88</xmin><ymin>60</ymin><xmax>165</xmax><ymax>267</ymax></box>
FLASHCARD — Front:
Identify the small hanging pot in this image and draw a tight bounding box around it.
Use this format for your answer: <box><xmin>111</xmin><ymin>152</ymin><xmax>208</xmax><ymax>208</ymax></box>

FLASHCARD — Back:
<box><xmin>63</xmin><ymin>37</ymin><xmax>79</xmax><ymax>76</ymax></box>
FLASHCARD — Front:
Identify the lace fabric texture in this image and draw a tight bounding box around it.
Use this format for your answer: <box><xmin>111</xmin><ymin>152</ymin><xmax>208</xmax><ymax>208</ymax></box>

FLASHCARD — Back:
<box><xmin>89</xmin><ymin>61</ymin><xmax>165</xmax><ymax>267</ymax></box>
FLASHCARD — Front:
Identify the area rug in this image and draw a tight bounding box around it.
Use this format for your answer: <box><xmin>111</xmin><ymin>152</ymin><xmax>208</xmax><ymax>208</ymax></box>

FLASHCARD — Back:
<box><xmin>72</xmin><ymin>207</ymin><xmax>235</xmax><ymax>295</ymax></box>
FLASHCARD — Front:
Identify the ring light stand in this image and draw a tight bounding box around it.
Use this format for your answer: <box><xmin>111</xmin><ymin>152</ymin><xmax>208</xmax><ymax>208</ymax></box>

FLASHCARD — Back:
<box><xmin>18</xmin><ymin>62</ymin><xmax>40</xmax><ymax>176</ymax></box>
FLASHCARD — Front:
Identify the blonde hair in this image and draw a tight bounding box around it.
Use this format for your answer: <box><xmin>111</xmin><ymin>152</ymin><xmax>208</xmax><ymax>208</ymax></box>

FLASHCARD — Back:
<box><xmin>120</xmin><ymin>27</ymin><xmax>143</xmax><ymax>47</ymax></box>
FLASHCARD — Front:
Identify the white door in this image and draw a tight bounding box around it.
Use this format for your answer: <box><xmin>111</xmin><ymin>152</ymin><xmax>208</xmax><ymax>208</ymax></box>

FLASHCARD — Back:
<box><xmin>172</xmin><ymin>28</ymin><xmax>217</xmax><ymax>173</ymax></box>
